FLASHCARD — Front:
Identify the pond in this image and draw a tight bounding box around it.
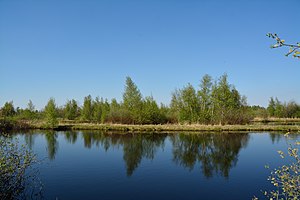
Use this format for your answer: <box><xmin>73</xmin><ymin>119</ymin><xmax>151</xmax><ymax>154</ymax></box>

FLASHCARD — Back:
<box><xmin>6</xmin><ymin>131</ymin><xmax>300</xmax><ymax>199</ymax></box>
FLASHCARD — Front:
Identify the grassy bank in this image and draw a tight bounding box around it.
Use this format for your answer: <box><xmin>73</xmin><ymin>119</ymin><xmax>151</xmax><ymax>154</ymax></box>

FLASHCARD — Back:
<box><xmin>69</xmin><ymin>123</ymin><xmax>300</xmax><ymax>132</ymax></box>
<box><xmin>1</xmin><ymin>118</ymin><xmax>300</xmax><ymax>133</ymax></box>
<box><xmin>252</xmin><ymin>117</ymin><xmax>300</xmax><ymax>124</ymax></box>
<box><xmin>20</xmin><ymin>121</ymin><xmax>300</xmax><ymax>132</ymax></box>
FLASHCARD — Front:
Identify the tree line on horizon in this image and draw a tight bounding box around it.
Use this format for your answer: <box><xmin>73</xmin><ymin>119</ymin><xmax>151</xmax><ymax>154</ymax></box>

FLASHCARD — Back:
<box><xmin>1</xmin><ymin>74</ymin><xmax>300</xmax><ymax>127</ymax></box>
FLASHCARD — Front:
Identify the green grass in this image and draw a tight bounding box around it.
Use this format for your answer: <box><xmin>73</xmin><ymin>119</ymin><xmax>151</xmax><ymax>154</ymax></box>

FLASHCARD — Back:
<box><xmin>2</xmin><ymin>118</ymin><xmax>300</xmax><ymax>133</ymax></box>
<box><xmin>69</xmin><ymin>123</ymin><xmax>300</xmax><ymax>132</ymax></box>
<box><xmin>252</xmin><ymin>117</ymin><xmax>300</xmax><ymax>122</ymax></box>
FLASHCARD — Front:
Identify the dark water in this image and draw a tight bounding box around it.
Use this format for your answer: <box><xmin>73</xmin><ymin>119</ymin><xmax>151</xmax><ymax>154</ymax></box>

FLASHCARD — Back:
<box><xmin>8</xmin><ymin>131</ymin><xmax>300</xmax><ymax>199</ymax></box>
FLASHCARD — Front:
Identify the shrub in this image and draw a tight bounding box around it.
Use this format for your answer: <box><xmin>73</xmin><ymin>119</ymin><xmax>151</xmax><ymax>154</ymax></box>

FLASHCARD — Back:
<box><xmin>254</xmin><ymin>134</ymin><xmax>300</xmax><ymax>200</ymax></box>
<box><xmin>0</xmin><ymin>134</ymin><xmax>42</xmax><ymax>199</ymax></box>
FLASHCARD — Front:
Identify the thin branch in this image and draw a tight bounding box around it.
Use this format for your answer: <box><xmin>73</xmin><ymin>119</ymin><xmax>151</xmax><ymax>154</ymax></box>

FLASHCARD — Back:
<box><xmin>267</xmin><ymin>33</ymin><xmax>300</xmax><ymax>59</ymax></box>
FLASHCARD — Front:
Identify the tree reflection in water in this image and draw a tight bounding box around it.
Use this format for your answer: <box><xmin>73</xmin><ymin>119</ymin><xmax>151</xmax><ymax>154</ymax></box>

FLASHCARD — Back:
<box><xmin>44</xmin><ymin>131</ymin><xmax>58</xmax><ymax>160</ymax></box>
<box><xmin>80</xmin><ymin>132</ymin><xmax>167</xmax><ymax>176</ymax></box>
<box><xmin>22</xmin><ymin>131</ymin><xmax>249</xmax><ymax>178</ymax></box>
<box><xmin>170</xmin><ymin>133</ymin><xmax>249</xmax><ymax>178</ymax></box>
<box><xmin>121</xmin><ymin>134</ymin><xmax>166</xmax><ymax>176</ymax></box>
<box><xmin>64</xmin><ymin>131</ymin><xmax>77</xmax><ymax>144</ymax></box>
<box><xmin>24</xmin><ymin>131</ymin><xmax>36</xmax><ymax>150</ymax></box>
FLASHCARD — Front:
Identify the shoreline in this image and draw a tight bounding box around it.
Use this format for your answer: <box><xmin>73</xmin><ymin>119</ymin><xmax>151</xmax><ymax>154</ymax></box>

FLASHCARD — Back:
<box><xmin>1</xmin><ymin>118</ymin><xmax>300</xmax><ymax>133</ymax></box>
<box><xmin>2</xmin><ymin>122</ymin><xmax>299</xmax><ymax>133</ymax></box>
<box><xmin>64</xmin><ymin>123</ymin><xmax>300</xmax><ymax>132</ymax></box>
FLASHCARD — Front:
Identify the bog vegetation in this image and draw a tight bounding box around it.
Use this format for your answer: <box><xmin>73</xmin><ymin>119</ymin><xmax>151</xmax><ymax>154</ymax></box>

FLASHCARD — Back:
<box><xmin>1</xmin><ymin>74</ymin><xmax>300</xmax><ymax>127</ymax></box>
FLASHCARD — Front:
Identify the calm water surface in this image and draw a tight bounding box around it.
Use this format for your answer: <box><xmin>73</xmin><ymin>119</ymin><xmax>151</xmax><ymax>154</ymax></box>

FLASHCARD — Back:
<box><xmin>9</xmin><ymin>131</ymin><xmax>300</xmax><ymax>199</ymax></box>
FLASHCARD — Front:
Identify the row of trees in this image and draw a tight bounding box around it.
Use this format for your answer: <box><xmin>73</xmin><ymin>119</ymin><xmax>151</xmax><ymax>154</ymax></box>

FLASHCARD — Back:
<box><xmin>63</xmin><ymin>77</ymin><xmax>172</xmax><ymax>124</ymax></box>
<box><xmin>0</xmin><ymin>100</ymin><xmax>37</xmax><ymax>120</ymax></box>
<box><xmin>242</xmin><ymin>98</ymin><xmax>300</xmax><ymax>120</ymax></box>
<box><xmin>170</xmin><ymin>74</ymin><xmax>250</xmax><ymax>124</ymax></box>
<box><xmin>267</xmin><ymin>97</ymin><xmax>300</xmax><ymax>118</ymax></box>
<box><xmin>1</xmin><ymin>75</ymin><xmax>299</xmax><ymax>126</ymax></box>
<box><xmin>0</xmin><ymin>77</ymin><xmax>173</xmax><ymax>126</ymax></box>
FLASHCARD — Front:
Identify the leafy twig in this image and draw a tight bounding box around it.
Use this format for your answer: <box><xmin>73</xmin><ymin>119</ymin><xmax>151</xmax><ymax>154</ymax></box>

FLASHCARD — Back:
<box><xmin>267</xmin><ymin>33</ymin><xmax>300</xmax><ymax>59</ymax></box>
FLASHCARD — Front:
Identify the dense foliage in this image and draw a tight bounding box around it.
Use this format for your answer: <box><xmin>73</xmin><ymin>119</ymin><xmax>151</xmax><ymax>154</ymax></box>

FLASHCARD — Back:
<box><xmin>171</xmin><ymin>74</ymin><xmax>250</xmax><ymax>124</ymax></box>
<box><xmin>267</xmin><ymin>97</ymin><xmax>300</xmax><ymax>118</ymax></box>
<box><xmin>44</xmin><ymin>98</ymin><xmax>58</xmax><ymax>128</ymax></box>
<box><xmin>1</xmin><ymin>75</ymin><xmax>299</xmax><ymax>126</ymax></box>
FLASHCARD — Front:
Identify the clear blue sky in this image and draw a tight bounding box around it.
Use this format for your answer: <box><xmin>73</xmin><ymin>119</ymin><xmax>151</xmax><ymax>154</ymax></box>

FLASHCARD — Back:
<box><xmin>1</xmin><ymin>0</ymin><xmax>299</xmax><ymax>109</ymax></box>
